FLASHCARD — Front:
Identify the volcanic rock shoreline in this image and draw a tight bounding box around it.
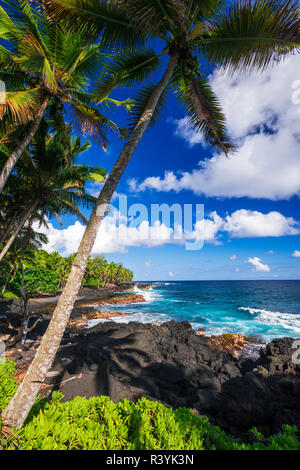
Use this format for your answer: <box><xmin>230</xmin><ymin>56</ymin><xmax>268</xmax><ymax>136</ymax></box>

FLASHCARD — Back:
<box><xmin>1</xmin><ymin>285</ymin><xmax>300</xmax><ymax>441</ymax></box>
<box><xmin>45</xmin><ymin>321</ymin><xmax>300</xmax><ymax>440</ymax></box>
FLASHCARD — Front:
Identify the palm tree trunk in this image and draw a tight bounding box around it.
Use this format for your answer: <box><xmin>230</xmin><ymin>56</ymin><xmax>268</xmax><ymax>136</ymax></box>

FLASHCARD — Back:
<box><xmin>0</xmin><ymin>209</ymin><xmax>22</xmax><ymax>245</ymax></box>
<box><xmin>0</xmin><ymin>201</ymin><xmax>38</xmax><ymax>264</ymax></box>
<box><xmin>1</xmin><ymin>52</ymin><xmax>179</xmax><ymax>430</ymax></box>
<box><xmin>0</xmin><ymin>97</ymin><xmax>50</xmax><ymax>195</ymax></box>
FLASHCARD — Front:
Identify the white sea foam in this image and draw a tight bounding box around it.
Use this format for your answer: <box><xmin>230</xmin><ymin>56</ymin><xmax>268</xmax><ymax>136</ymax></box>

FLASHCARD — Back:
<box><xmin>239</xmin><ymin>307</ymin><xmax>300</xmax><ymax>334</ymax></box>
<box><xmin>133</xmin><ymin>285</ymin><xmax>161</xmax><ymax>303</ymax></box>
<box><xmin>87</xmin><ymin>311</ymin><xmax>169</xmax><ymax>328</ymax></box>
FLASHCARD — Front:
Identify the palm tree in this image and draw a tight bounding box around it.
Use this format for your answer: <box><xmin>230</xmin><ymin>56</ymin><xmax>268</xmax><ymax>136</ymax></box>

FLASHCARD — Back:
<box><xmin>3</xmin><ymin>0</ymin><xmax>300</xmax><ymax>429</ymax></box>
<box><xmin>0</xmin><ymin>0</ymin><xmax>131</xmax><ymax>194</ymax></box>
<box><xmin>0</xmin><ymin>126</ymin><xmax>106</xmax><ymax>262</ymax></box>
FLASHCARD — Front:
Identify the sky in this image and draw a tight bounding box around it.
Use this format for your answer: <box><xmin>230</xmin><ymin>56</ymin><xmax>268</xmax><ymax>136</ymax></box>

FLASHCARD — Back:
<box><xmin>36</xmin><ymin>34</ymin><xmax>300</xmax><ymax>281</ymax></box>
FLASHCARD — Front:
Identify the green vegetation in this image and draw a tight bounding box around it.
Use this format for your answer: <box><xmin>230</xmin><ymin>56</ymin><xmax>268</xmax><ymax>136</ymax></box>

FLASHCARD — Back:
<box><xmin>1</xmin><ymin>0</ymin><xmax>299</xmax><ymax>438</ymax></box>
<box><xmin>0</xmin><ymin>361</ymin><xmax>299</xmax><ymax>450</ymax></box>
<box><xmin>0</xmin><ymin>250</ymin><xmax>133</xmax><ymax>298</ymax></box>
<box><xmin>0</xmin><ymin>361</ymin><xmax>18</xmax><ymax>417</ymax></box>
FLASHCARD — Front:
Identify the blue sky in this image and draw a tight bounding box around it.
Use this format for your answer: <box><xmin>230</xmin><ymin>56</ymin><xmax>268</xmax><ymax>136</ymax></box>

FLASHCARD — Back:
<box><xmin>38</xmin><ymin>35</ymin><xmax>300</xmax><ymax>281</ymax></box>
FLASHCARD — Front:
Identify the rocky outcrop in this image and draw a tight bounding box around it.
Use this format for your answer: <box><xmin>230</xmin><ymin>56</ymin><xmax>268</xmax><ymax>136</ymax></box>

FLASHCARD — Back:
<box><xmin>208</xmin><ymin>333</ymin><xmax>264</xmax><ymax>357</ymax></box>
<box><xmin>0</xmin><ymin>287</ymin><xmax>140</xmax><ymax>342</ymax></box>
<box><xmin>135</xmin><ymin>283</ymin><xmax>155</xmax><ymax>290</ymax></box>
<box><xmin>68</xmin><ymin>309</ymin><xmax>128</xmax><ymax>328</ymax></box>
<box><xmin>77</xmin><ymin>293</ymin><xmax>145</xmax><ymax>308</ymax></box>
<box><xmin>40</xmin><ymin>321</ymin><xmax>300</xmax><ymax>440</ymax></box>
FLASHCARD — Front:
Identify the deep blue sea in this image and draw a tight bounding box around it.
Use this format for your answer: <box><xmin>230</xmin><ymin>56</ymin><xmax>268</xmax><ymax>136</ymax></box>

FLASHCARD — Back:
<box><xmin>90</xmin><ymin>281</ymin><xmax>300</xmax><ymax>342</ymax></box>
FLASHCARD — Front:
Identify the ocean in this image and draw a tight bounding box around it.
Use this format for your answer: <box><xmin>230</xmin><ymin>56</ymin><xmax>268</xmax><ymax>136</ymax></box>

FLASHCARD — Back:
<box><xmin>89</xmin><ymin>280</ymin><xmax>300</xmax><ymax>342</ymax></box>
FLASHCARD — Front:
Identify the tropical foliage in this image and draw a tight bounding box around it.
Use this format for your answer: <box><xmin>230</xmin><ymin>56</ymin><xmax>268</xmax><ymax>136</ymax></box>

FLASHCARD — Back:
<box><xmin>45</xmin><ymin>0</ymin><xmax>300</xmax><ymax>153</ymax></box>
<box><xmin>0</xmin><ymin>250</ymin><xmax>133</xmax><ymax>298</ymax></box>
<box><xmin>1</xmin><ymin>0</ymin><xmax>300</xmax><ymax>438</ymax></box>
<box><xmin>0</xmin><ymin>361</ymin><xmax>299</xmax><ymax>450</ymax></box>
<box><xmin>0</xmin><ymin>0</ymin><xmax>132</xmax><ymax>193</ymax></box>
<box><xmin>0</xmin><ymin>121</ymin><xmax>105</xmax><ymax>263</ymax></box>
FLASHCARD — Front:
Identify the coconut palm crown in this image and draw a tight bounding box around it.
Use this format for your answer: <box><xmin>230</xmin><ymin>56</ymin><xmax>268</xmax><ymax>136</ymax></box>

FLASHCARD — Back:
<box><xmin>0</xmin><ymin>0</ymin><xmax>133</xmax><ymax>193</ymax></box>
<box><xmin>45</xmin><ymin>0</ymin><xmax>300</xmax><ymax>154</ymax></box>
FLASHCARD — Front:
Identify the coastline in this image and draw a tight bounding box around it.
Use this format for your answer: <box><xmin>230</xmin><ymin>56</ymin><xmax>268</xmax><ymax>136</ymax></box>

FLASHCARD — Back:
<box><xmin>0</xmin><ymin>281</ymin><xmax>278</xmax><ymax>355</ymax></box>
<box><xmin>1</xmin><ymin>282</ymin><xmax>300</xmax><ymax>439</ymax></box>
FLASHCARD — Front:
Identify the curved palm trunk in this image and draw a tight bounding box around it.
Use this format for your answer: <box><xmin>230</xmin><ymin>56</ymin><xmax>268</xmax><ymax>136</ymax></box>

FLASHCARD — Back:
<box><xmin>0</xmin><ymin>201</ymin><xmax>38</xmax><ymax>264</ymax></box>
<box><xmin>0</xmin><ymin>210</ymin><xmax>20</xmax><ymax>245</ymax></box>
<box><xmin>1</xmin><ymin>53</ymin><xmax>179</xmax><ymax>430</ymax></box>
<box><xmin>0</xmin><ymin>97</ymin><xmax>50</xmax><ymax>195</ymax></box>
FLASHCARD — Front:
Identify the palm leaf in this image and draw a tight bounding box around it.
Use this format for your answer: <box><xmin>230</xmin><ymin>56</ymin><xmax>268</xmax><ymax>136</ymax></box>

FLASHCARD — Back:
<box><xmin>0</xmin><ymin>4</ymin><xmax>20</xmax><ymax>40</ymax></box>
<box><xmin>175</xmin><ymin>75</ymin><xmax>235</xmax><ymax>154</ymax></box>
<box><xmin>118</xmin><ymin>0</ymin><xmax>186</xmax><ymax>34</ymax></box>
<box><xmin>128</xmin><ymin>82</ymin><xmax>168</xmax><ymax>133</ymax></box>
<box><xmin>44</xmin><ymin>0</ymin><xmax>146</xmax><ymax>49</ymax></box>
<box><xmin>0</xmin><ymin>88</ymin><xmax>42</xmax><ymax>124</ymax></box>
<box><xmin>3</xmin><ymin>0</ymin><xmax>49</xmax><ymax>54</ymax></box>
<box><xmin>93</xmin><ymin>50</ymin><xmax>162</xmax><ymax>101</ymax></box>
<box><xmin>195</xmin><ymin>0</ymin><xmax>300</xmax><ymax>72</ymax></box>
<box><xmin>67</xmin><ymin>98</ymin><xmax>122</xmax><ymax>149</ymax></box>
<box><xmin>15</xmin><ymin>30</ymin><xmax>57</xmax><ymax>92</ymax></box>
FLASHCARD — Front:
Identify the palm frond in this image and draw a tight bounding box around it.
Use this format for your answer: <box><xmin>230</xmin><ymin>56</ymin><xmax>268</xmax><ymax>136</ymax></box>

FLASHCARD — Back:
<box><xmin>15</xmin><ymin>30</ymin><xmax>57</xmax><ymax>92</ymax></box>
<box><xmin>44</xmin><ymin>0</ymin><xmax>147</xmax><ymax>50</ymax></box>
<box><xmin>93</xmin><ymin>50</ymin><xmax>162</xmax><ymax>102</ymax></box>
<box><xmin>0</xmin><ymin>88</ymin><xmax>42</xmax><ymax>124</ymax></box>
<box><xmin>175</xmin><ymin>75</ymin><xmax>235</xmax><ymax>154</ymax></box>
<box><xmin>119</xmin><ymin>0</ymin><xmax>186</xmax><ymax>34</ymax></box>
<box><xmin>128</xmin><ymin>82</ymin><xmax>168</xmax><ymax>133</ymax></box>
<box><xmin>67</xmin><ymin>98</ymin><xmax>122</xmax><ymax>149</ymax></box>
<box><xmin>3</xmin><ymin>0</ymin><xmax>49</xmax><ymax>53</ymax></box>
<box><xmin>0</xmin><ymin>4</ymin><xmax>20</xmax><ymax>40</ymax></box>
<box><xmin>195</xmin><ymin>0</ymin><xmax>300</xmax><ymax>72</ymax></box>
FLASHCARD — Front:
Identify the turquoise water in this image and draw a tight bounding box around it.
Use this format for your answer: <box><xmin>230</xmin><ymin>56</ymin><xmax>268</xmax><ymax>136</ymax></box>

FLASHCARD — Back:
<box><xmin>90</xmin><ymin>281</ymin><xmax>300</xmax><ymax>342</ymax></box>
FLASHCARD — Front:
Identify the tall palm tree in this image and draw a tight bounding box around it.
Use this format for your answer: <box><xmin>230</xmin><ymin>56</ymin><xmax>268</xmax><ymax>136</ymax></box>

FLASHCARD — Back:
<box><xmin>0</xmin><ymin>127</ymin><xmax>106</xmax><ymax>262</ymax></box>
<box><xmin>0</xmin><ymin>0</ymin><xmax>132</xmax><ymax>194</ymax></box>
<box><xmin>3</xmin><ymin>0</ymin><xmax>300</xmax><ymax>429</ymax></box>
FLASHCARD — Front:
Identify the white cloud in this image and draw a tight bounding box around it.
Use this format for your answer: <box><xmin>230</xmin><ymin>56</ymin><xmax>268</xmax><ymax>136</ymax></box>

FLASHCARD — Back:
<box><xmin>33</xmin><ymin>215</ymin><xmax>176</xmax><ymax>256</ymax></box>
<box><xmin>132</xmin><ymin>55</ymin><xmax>300</xmax><ymax>200</ymax></box>
<box><xmin>292</xmin><ymin>250</ymin><xmax>300</xmax><ymax>258</ymax></box>
<box><xmin>35</xmin><ymin>208</ymin><xmax>299</xmax><ymax>255</ymax></box>
<box><xmin>248</xmin><ymin>257</ymin><xmax>270</xmax><ymax>273</ymax></box>
<box><xmin>230</xmin><ymin>254</ymin><xmax>237</xmax><ymax>260</ymax></box>
<box><xmin>223</xmin><ymin>210</ymin><xmax>299</xmax><ymax>238</ymax></box>
<box><xmin>173</xmin><ymin>116</ymin><xmax>205</xmax><ymax>147</ymax></box>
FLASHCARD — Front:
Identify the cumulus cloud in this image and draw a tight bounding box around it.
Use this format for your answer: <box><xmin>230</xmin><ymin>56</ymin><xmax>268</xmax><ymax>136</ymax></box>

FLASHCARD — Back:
<box><xmin>132</xmin><ymin>55</ymin><xmax>300</xmax><ymax>200</ymax></box>
<box><xmin>230</xmin><ymin>254</ymin><xmax>237</xmax><ymax>260</ymax></box>
<box><xmin>33</xmin><ymin>215</ymin><xmax>176</xmax><ymax>256</ymax></box>
<box><xmin>223</xmin><ymin>210</ymin><xmax>299</xmax><ymax>238</ymax></box>
<box><xmin>248</xmin><ymin>257</ymin><xmax>270</xmax><ymax>273</ymax></box>
<box><xmin>292</xmin><ymin>250</ymin><xmax>300</xmax><ymax>258</ymax></box>
<box><xmin>35</xmin><ymin>208</ymin><xmax>299</xmax><ymax>255</ymax></box>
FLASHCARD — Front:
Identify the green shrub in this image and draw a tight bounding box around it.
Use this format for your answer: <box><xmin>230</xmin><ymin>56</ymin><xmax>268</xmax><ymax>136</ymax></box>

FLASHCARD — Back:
<box><xmin>82</xmin><ymin>277</ymin><xmax>100</xmax><ymax>288</ymax></box>
<box><xmin>1</xmin><ymin>363</ymin><xmax>299</xmax><ymax>450</ymax></box>
<box><xmin>24</xmin><ymin>268</ymin><xmax>60</xmax><ymax>294</ymax></box>
<box><xmin>0</xmin><ymin>361</ymin><xmax>17</xmax><ymax>418</ymax></box>
<box><xmin>6</xmin><ymin>268</ymin><xmax>60</xmax><ymax>296</ymax></box>
<box><xmin>2</xmin><ymin>291</ymin><xmax>19</xmax><ymax>299</ymax></box>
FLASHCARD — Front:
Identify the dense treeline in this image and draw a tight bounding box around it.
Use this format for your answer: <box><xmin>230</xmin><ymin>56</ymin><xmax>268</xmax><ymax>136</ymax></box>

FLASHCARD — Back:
<box><xmin>0</xmin><ymin>250</ymin><xmax>133</xmax><ymax>298</ymax></box>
